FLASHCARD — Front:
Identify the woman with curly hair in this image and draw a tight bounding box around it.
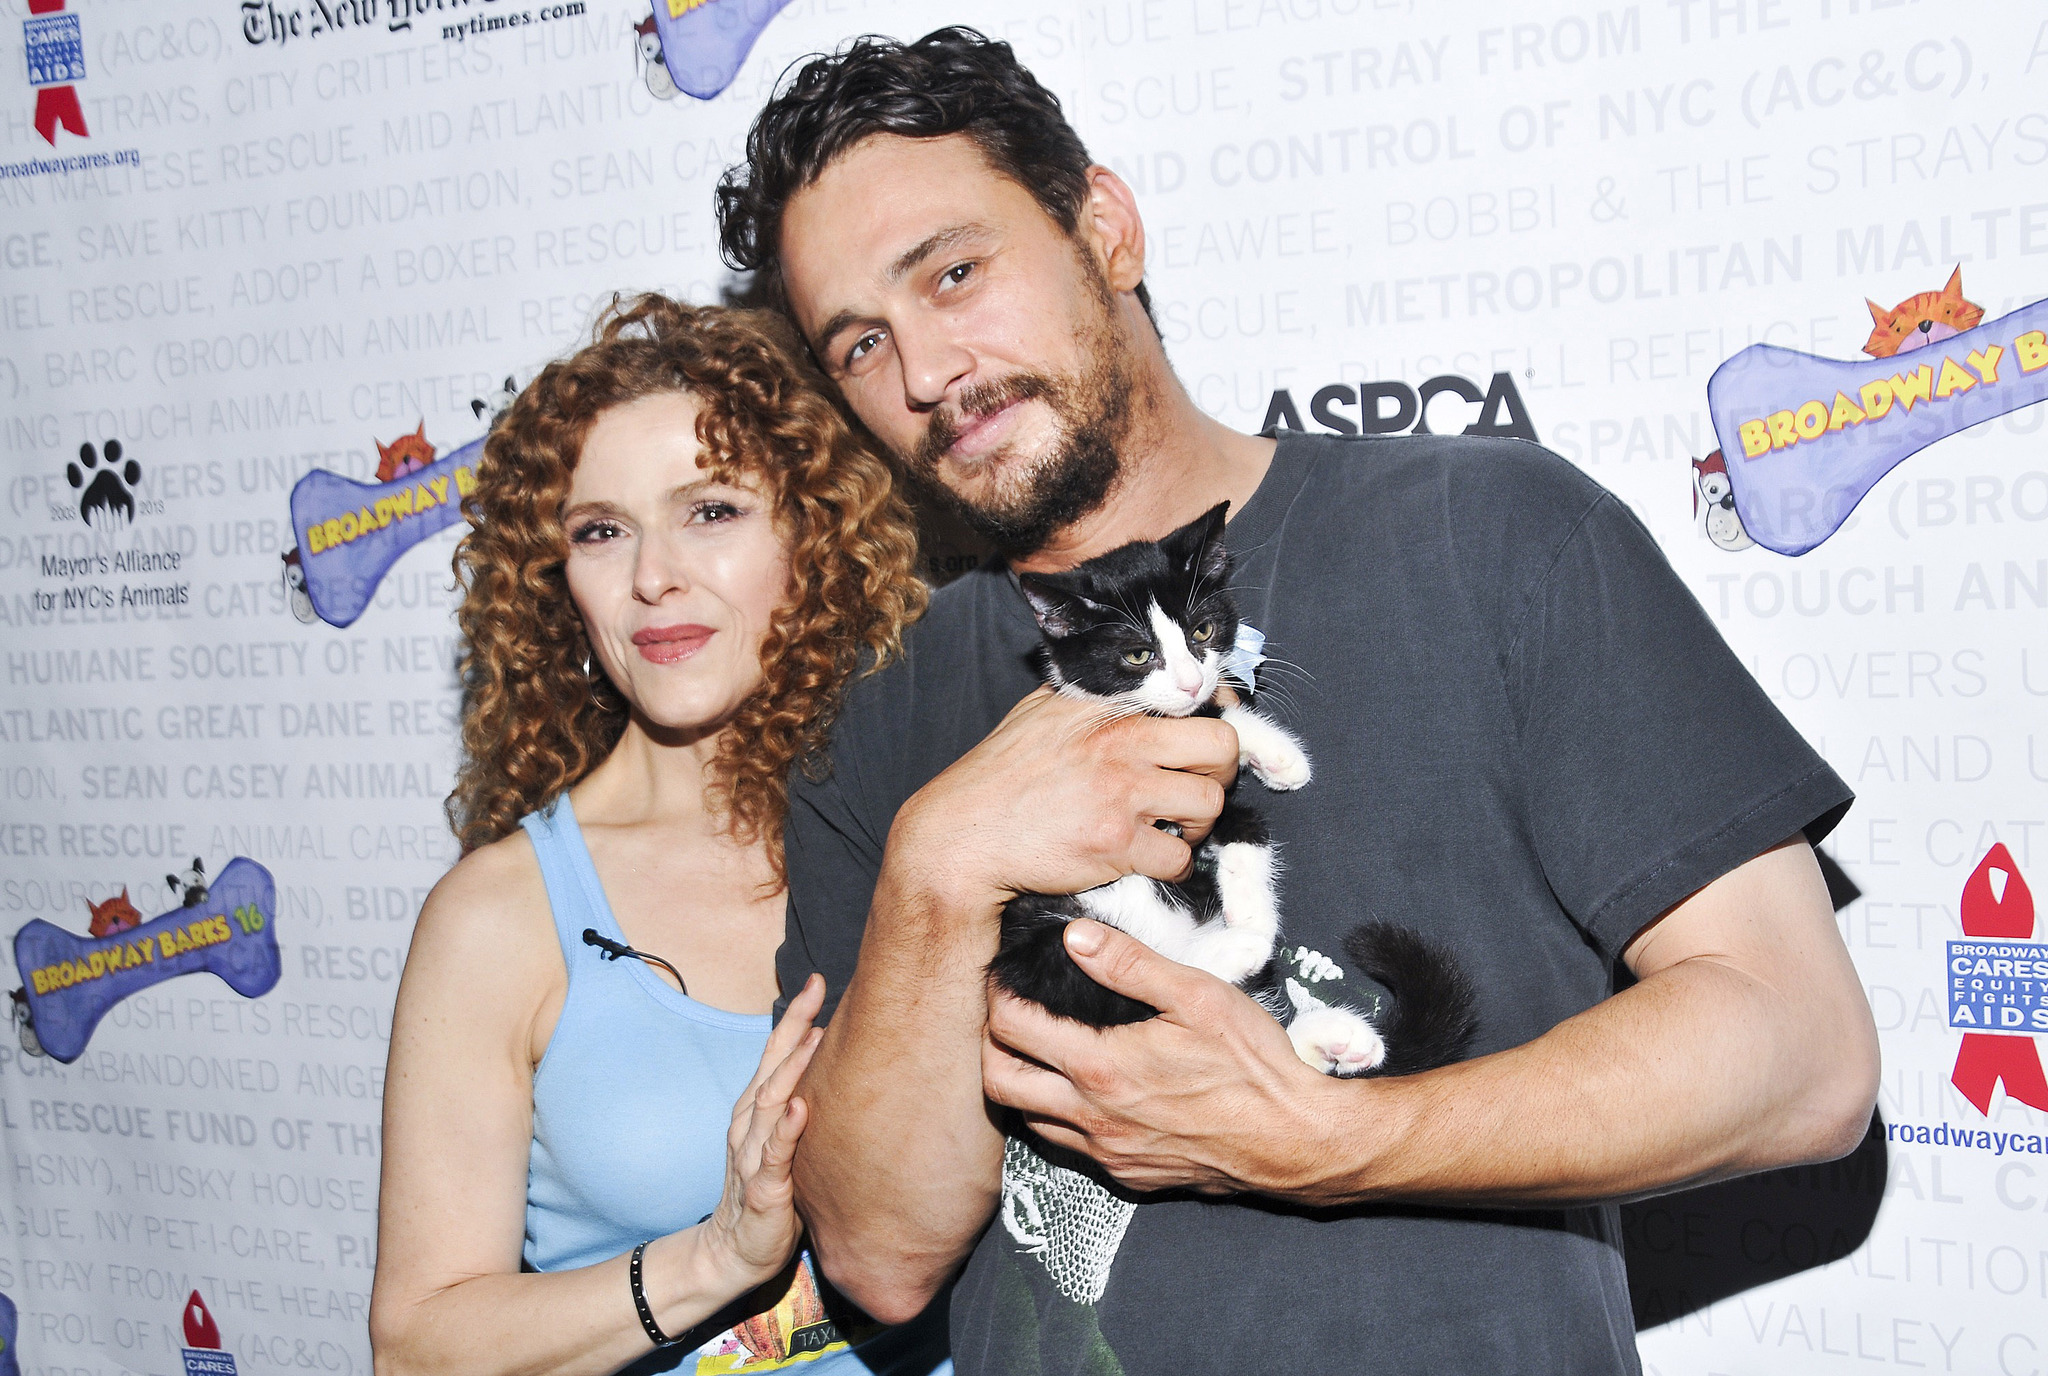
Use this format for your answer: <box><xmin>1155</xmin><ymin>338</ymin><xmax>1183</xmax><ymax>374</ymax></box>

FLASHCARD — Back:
<box><xmin>370</xmin><ymin>295</ymin><xmax>944</xmax><ymax>1376</ymax></box>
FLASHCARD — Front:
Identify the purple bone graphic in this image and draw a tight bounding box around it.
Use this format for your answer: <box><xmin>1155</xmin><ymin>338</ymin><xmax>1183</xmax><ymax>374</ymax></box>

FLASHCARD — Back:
<box><xmin>289</xmin><ymin>437</ymin><xmax>482</xmax><ymax>628</ymax></box>
<box><xmin>13</xmin><ymin>858</ymin><xmax>279</xmax><ymax>1063</ymax></box>
<box><xmin>1708</xmin><ymin>296</ymin><xmax>2048</xmax><ymax>556</ymax></box>
<box><xmin>653</xmin><ymin>0</ymin><xmax>793</xmax><ymax>100</ymax></box>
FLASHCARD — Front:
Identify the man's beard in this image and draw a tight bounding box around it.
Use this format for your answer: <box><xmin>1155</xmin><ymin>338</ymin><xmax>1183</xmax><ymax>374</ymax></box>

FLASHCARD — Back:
<box><xmin>904</xmin><ymin>303</ymin><xmax>1136</xmax><ymax>556</ymax></box>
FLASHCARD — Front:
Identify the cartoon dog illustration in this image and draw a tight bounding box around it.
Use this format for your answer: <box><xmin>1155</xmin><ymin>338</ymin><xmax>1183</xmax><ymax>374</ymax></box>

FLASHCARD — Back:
<box><xmin>636</xmin><ymin>16</ymin><xmax>679</xmax><ymax>100</ymax></box>
<box><xmin>471</xmin><ymin>376</ymin><xmax>520</xmax><ymax>427</ymax></box>
<box><xmin>11</xmin><ymin>987</ymin><xmax>41</xmax><ymax>1056</ymax></box>
<box><xmin>165</xmin><ymin>858</ymin><xmax>208</xmax><ymax>909</ymax></box>
<box><xmin>1692</xmin><ymin>451</ymin><xmax>1754</xmax><ymax>552</ymax></box>
<box><xmin>281</xmin><ymin>548</ymin><xmax>317</xmax><ymax>624</ymax></box>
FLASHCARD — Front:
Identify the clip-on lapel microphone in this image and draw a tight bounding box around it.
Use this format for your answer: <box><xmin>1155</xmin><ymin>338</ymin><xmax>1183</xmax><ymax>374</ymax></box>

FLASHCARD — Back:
<box><xmin>582</xmin><ymin>928</ymin><xmax>688</xmax><ymax>997</ymax></box>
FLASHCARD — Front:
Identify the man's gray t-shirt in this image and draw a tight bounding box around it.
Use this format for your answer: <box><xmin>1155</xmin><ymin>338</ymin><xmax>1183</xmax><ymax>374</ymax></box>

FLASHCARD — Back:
<box><xmin>781</xmin><ymin>432</ymin><xmax>1852</xmax><ymax>1375</ymax></box>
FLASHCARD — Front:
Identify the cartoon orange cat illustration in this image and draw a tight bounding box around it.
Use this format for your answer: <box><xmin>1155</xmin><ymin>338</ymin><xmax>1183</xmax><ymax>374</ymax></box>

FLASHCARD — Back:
<box><xmin>375</xmin><ymin>422</ymin><xmax>437</xmax><ymax>483</ymax></box>
<box><xmin>87</xmin><ymin>888</ymin><xmax>143</xmax><ymax>938</ymax></box>
<box><xmin>1862</xmin><ymin>266</ymin><xmax>1984</xmax><ymax>358</ymax></box>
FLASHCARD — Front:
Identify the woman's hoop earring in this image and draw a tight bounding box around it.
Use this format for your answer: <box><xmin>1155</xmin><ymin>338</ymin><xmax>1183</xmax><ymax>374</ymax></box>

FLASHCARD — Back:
<box><xmin>582</xmin><ymin>652</ymin><xmax>593</xmax><ymax>680</ymax></box>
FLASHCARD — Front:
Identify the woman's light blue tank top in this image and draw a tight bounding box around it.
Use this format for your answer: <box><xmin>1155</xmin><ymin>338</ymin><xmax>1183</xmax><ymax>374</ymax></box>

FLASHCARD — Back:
<box><xmin>520</xmin><ymin>797</ymin><xmax>948</xmax><ymax>1376</ymax></box>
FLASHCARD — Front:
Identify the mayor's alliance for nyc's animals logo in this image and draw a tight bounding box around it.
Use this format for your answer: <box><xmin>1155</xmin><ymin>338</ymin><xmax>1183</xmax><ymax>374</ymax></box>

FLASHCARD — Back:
<box><xmin>33</xmin><ymin>440</ymin><xmax>192</xmax><ymax>617</ymax></box>
<box><xmin>1945</xmin><ymin>845</ymin><xmax>2048</xmax><ymax>1117</ymax></box>
<box><xmin>8</xmin><ymin>857</ymin><xmax>280</xmax><ymax>1064</ymax></box>
<box><xmin>23</xmin><ymin>0</ymin><xmax>88</xmax><ymax>145</ymax></box>
<box><xmin>1704</xmin><ymin>268</ymin><xmax>2048</xmax><ymax>556</ymax></box>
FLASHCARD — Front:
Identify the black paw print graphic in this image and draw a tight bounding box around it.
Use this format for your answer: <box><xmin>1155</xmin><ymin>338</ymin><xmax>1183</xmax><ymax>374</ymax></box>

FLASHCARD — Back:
<box><xmin>68</xmin><ymin>441</ymin><xmax>142</xmax><ymax>525</ymax></box>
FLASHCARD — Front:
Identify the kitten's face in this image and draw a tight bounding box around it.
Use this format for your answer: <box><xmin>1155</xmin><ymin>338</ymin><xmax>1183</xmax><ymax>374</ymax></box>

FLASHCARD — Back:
<box><xmin>1020</xmin><ymin>503</ymin><xmax>1237</xmax><ymax>717</ymax></box>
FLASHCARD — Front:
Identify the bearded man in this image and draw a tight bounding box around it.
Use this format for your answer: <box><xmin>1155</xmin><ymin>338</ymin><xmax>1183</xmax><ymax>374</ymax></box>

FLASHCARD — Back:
<box><xmin>715</xmin><ymin>28</ymin><xmax>1877</xmax><ymax>1375</ymax></box>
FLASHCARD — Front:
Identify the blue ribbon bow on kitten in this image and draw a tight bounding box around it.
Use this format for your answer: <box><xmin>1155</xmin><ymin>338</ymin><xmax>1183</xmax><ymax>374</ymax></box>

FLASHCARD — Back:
<box><xmin>1220</xmin><ymin>623</ymin><xmax>1266</xmax><ymax>691</ymax></box>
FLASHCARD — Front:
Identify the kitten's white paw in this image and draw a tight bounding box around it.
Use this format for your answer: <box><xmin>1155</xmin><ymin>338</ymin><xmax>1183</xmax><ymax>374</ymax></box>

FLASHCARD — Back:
<box><xmin>1287</xmin><ymin>1004</ymin><xmax>1387</xmax><ymax>1077</ymax></box>
<box><xmin>1214</xmin><ymin>843</ymin><xmax>1279</xmax><ymax>938</ymax></box>
<box><xmin>1223</xmin><ymin>706</ymin><xmax>1313</xmax><ymax>792</ymax></box>
<box><xmin>1247</xmin><ymin>745</ymin><xmax>1312</xmax><ymax>791</ymax></box>
<box><xmin>1187</xmin><ymin>926</ymin><xmax>1277</xmax><ymax>986</ymax></box>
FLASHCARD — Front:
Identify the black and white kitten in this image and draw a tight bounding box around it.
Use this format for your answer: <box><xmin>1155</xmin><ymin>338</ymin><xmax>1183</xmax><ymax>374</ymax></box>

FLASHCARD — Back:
<box><xmin>988</xmin><ymin>502</ymin><xmax>1478</xmax><ymax>1078</ymax></box>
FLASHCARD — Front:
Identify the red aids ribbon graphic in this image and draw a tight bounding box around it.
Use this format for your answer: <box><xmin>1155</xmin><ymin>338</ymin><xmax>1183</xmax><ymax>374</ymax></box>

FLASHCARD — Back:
<box><xmin>183</xmin><ymin>1292</ymin><xmax>221</xmax><ymax>1350</ymax></box>
<box><xmin>1950</xmin><ymin>845</ymin><xmax>2048</xmax><ymax>1114</ymax></box>
<box><xmin>34</xmin><ymin>85</ymin><xmax>86</xmax><ymax>145</ymax></box>
<box><xmin>27</xmin><ymin>0</ymin><xmax>88</xmax><ymax>147</ymax></box>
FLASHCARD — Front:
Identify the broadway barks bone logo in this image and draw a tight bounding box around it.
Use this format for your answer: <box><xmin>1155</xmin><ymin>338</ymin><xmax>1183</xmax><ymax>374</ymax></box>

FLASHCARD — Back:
<box><xmin>288</xmin><ymin>423</ymin><xmax>480</xmax><ymax>628</ymax></box>
<box><xmin>1946</xmin><ymin>844</ymin><xmax>2048</xmax><ymax>1115</ymax></box>
<box><xmin>10</xmin><ymin>857</ymin><xmax>280</xmax><ymax>1063</ymax></box>
<box><xmin>641</xmin><ymin>0</ymin><xmax>792</xmax><ymax>101</ymax></box>
<box><xmin>1707</xmin><ymin>281</ymin><xmax>2048</xmax><ymax>556</ymax></box>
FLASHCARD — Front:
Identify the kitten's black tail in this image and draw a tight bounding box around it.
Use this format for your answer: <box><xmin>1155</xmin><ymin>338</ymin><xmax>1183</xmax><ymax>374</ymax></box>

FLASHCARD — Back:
<box><xmin>1344</xmin><ymin>922</ymin><xmax>1480</xmax><ymax>1077</ymax></box>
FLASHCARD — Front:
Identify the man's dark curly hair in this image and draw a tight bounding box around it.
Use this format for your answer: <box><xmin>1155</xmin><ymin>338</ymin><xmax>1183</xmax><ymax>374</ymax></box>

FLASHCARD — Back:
<box><xmin>716</xmin><ymin>26</ymin><xmax>1152</xmax><ymax>320</ymax></box>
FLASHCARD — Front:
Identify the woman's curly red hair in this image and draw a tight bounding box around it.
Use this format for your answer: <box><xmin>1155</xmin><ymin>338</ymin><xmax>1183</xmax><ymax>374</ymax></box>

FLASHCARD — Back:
<box><xmin>447</xmin><ymin>294</ymin><xmax>925</xmax><ymax>877</ymax></box>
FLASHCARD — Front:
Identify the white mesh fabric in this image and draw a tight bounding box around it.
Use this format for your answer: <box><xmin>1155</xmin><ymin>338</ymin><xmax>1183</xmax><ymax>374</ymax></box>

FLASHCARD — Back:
<box><xmin>998</xmin><ymin>1135</ymin><xmax>1136</xmax><ymax>1307</ymax></box>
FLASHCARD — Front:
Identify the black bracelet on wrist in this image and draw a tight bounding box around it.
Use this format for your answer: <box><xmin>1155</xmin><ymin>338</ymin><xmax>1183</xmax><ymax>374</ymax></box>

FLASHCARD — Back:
<box><xmin>629</xmin><ymin>1241</ymin><xmax>679</xmax><ymax>1348</ymax></box>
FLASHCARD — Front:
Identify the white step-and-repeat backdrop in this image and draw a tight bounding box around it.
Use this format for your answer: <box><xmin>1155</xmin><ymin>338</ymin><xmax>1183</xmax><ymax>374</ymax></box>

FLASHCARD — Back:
<box><xmin>3</xmin><ymin>1</ymin><xmax>2044</xmax><ymax>1373</ymax></box>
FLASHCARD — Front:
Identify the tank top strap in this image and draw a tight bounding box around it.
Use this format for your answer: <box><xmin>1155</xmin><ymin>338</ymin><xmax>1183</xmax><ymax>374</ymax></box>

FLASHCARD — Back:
<box><xmin>519</xmin><ymin>795</ymin><xmax>612</xmax><ymax>969</ymax></box>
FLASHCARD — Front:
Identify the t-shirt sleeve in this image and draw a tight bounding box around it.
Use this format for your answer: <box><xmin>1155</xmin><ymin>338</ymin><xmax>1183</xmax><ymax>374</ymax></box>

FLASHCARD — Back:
<box><xmin>778</xmin><ymin>747</ymin><xmax>887</xmax><ymax>1024</ymax></box>
<box><xmin>1504</xmin><ymin>492</ymin><xmax>1852</xmax><ymax>957</ymax></box>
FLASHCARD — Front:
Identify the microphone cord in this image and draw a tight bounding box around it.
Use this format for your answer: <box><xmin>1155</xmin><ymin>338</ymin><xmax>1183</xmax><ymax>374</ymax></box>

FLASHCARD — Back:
<box><xmin>581</xmin><ymin>928</ymin><xmax>688</xmax><ymax>997</ymax></box>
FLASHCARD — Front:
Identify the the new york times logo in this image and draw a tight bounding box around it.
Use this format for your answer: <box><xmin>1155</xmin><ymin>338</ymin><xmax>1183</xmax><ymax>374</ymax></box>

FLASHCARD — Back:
<box><xmin>240</xmin><ymin>0</ymin><xmax>503</xmax><ymax>47</ymax></box>
<box><xmin>1263</xmin><ymin>373</ymin><xmax>1537</xmax><ymax>442</ymax></box>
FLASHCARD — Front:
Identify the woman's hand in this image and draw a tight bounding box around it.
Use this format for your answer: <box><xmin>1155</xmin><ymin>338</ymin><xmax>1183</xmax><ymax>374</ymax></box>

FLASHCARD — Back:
<box><xmin>702</xmin><ymin>973</ymin><xmax>827</xmax><ymax>1288</ymax></box>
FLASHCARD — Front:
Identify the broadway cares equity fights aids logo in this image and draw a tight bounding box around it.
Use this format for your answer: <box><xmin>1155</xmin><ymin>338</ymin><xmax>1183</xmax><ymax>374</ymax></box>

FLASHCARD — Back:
<box><xmin>22</xmin><ymin>0</ymin><xmax>88</xmax><ymax>145</ymax></box>
<box><xmin>180</xmin><ymin>1292</ymin><xmax>238</xmax><ymax>1376</ymax></box>
<box><xmin>1945</xmin><ymin>844</ymin><xmax>2048</xmax><ymax>1117</ymax></box>
<box><xmin>1704</xmin><ymin>271</ymin><xmax>2048</xmax><ymax>556</ymax></box>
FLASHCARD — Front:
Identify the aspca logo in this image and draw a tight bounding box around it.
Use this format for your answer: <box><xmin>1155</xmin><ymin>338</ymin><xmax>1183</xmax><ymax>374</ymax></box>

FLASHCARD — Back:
<box><xmin>24</xmin><ymin>1</ymin><xmax>88</xmax><ymax>146</ymax></box>
<box><xmin>1946</xmin><ymin>845</ymin><xmax>2048</xmax><ymax>1117</ymax></box>
<box><xmin>1261</xmin><ymin>372</ymin><xmax>1537</xmax><ymax>442</ymax></box>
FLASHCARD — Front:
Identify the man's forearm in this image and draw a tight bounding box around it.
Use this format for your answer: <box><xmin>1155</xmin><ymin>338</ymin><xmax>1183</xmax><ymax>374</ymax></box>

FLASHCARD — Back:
<box><xmin>792</xmin><ymin>856</ymin><xmax>1004</xmax><ymax>1323</ymax></box>
<box><xmin>1303</xmin><ymin>944</ymin><xmax>1878</xmax><ymax>1207</ymax></box>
